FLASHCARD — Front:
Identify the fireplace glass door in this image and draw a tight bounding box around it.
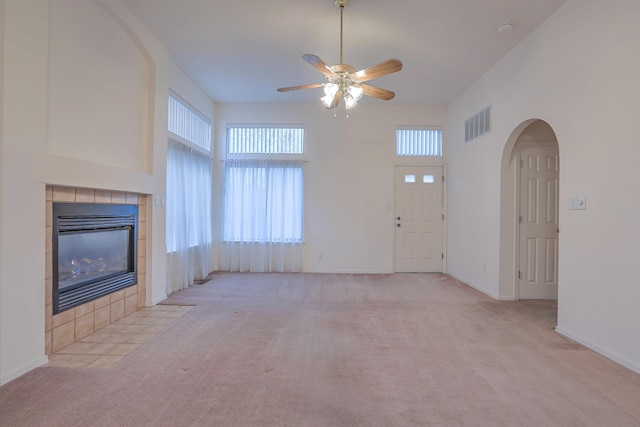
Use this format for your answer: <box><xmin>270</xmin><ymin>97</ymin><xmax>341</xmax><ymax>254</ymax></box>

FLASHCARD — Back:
<box><xmin>58</xmin><ymin>229</ymin><xmax>131</xmax><ymax>291</ymax></box>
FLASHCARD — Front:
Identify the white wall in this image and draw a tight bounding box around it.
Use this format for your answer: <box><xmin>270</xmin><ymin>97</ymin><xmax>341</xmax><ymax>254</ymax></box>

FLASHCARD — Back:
<box><xmin>447</xmin><ymin>0</ymin><xmax>640</xmax><ymax>372</ymax></box>
<box><xmin>215</xmin><ymin>103</ymin><xmax>448</xmax><ymax>273</ymax></box>
<box><xmin>0</xmin><ymin>0</ymin><xmax>4</xmax><ymax>385</ymax></box>
<box><xmin>0</xmin><ymin>0</ymin><xmax>211</xmax><ymax>384</ymax></box>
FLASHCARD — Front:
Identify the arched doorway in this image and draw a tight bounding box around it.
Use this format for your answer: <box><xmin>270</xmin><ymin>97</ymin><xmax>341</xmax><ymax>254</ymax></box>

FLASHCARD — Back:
<box><xmin>499</xmin><ymin>120</ymin><xmax>559</xmax><ymax>300</ymax></box>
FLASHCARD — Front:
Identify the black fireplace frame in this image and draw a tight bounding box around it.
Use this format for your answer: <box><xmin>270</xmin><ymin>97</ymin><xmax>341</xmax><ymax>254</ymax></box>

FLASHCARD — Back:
<box><xmin>52</xmin><ymin>202</ymin><xmax>138</xmax><ymax>314</ymax></box>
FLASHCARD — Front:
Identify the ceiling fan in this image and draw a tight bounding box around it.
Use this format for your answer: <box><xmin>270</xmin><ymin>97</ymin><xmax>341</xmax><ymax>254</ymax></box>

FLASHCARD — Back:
<box><xmin>277</xmin><ymin>0</ymin><xmax>402</xmax><ymax>110</ymax></box>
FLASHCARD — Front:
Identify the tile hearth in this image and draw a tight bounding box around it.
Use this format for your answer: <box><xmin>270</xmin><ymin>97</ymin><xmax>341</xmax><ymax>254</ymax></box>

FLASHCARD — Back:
<box><xmin>45</xmin><ymin>305</ymin><xmax>193</xmax><ymax>369</ymax></box>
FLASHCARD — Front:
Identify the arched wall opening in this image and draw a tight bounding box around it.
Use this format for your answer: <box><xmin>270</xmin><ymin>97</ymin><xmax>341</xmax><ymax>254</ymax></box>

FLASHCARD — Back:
<box><xmin>499</xmin><ymin>119</ymin><xmax>559</xmax><ymax>300</ymax></box>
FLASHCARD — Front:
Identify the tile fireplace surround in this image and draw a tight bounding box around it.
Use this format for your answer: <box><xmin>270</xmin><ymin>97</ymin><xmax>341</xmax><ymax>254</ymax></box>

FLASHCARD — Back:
<box><xmin>45</xmin><ymin>186</ymin><xmax>147</xmax><ymax>355</ymax></box>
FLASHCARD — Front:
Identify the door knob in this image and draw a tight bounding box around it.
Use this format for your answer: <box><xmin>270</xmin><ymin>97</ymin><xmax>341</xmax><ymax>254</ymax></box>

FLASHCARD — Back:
<box><xmin>397</xmin><ymin>223</ymin><xmax>401</xmax><ymax>227</ymax></box>
<box><xmin>397</xmin><ymin>216</ymin><xmax>401</xmax><ymax>220</ymax></box>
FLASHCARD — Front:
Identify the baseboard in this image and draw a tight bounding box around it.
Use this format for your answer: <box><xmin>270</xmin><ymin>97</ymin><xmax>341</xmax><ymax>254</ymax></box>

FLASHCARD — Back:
<box><xmin>152</xmin><ymin>294</ymin><xmax>167</xmax><ymax>305</ymax></box>
<box><xmin>447</xmin><ymin>273</ymin><xmax>500</xmax><ymax>300</ymax></box>
<box><xmin>555</xmin><ymin>326</ymin><xmax>640</xmax><ymax>375</ymax></box>
<box><xmin>301</xmin><ymin>269</ymin><xmax>394</xmax><ymax>274</ymax></box>
<box><xmin>1</xmin><ymin>355</ymin><xmax>49</xmax><ymax>386</ymax></box>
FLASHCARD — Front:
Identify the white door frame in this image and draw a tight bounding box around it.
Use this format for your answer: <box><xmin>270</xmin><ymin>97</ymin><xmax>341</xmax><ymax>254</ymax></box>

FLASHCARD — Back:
<box><xmin>393</xmin><ymin>165</ymin><xmax>445</xmax><ymax>272</ymax></box>
<box><xmin>515</xmin><ymin>141</ymin><xmax>559</xmax><ymax>300</ymax></box>
<box><xmin>499</xmin><ymin>119</ymin><xmax>560</xmax><ymax>302</ymax></box>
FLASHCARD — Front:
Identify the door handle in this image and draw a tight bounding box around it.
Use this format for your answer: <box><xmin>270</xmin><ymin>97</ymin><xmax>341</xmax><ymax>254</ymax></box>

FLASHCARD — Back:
<box><xmin>397</xmin><ymin>223</ymin><xmax>401</xmax><ymax>227</ymax></box>
<box><xmin>397</xmin><ymin>217</ymin><xmax>401</xmax><ymax>220</ymax></box>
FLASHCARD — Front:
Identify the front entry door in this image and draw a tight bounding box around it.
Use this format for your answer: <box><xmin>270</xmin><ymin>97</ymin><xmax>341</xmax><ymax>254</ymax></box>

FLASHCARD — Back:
<box><xmin>518</xmin><ymin>146</ymin><xmax>559</xmax><ymax>299</ymax></box>
<box><xmin>395</xmin><ymin>166</ymin><xmax>443</xmax><ymax>272</ymax></box>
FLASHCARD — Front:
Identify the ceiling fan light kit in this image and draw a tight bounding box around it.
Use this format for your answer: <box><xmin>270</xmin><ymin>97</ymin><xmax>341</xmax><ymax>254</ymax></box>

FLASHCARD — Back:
<box><xmin>277</xmin><ymin>0</ymin><xmax>402</xmax><ymax>113</ymax></box>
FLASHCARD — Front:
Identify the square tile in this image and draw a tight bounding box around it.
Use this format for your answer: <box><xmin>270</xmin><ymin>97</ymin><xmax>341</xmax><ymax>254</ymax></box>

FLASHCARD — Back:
<box><xmin>78</xmin><ymin>332</ymin><xmax>112</xmax><ymax>343</ymax></box>
<box><xmin>107</xmin><ymin>343</ymin><xmax>140</xmax><ymax>356</ymax></box>
<box><xmin>138</xmin><ymin>292</ymin><xmax>146</xmax><ymax>309</ymax></box>
<box><xmin>46</xmin><ymin>201</ymin><xmax>53</xmax><ymax>227</ymax></box>
<box><xmin>124</xmin><ymin>285</ymin><xmax>138</xmax><ymax>298</ymax></box>
<box><xmin>141</xmin><ymin>325</ymin><xmax>166</xmax><ymax>334</ymax></box>
<box><xmin>110</xmin><ymin>289</ymin><xmax>125</xmax><ymax>303</ymax></box>
<box><xmin>46</xmin><ymin>354</ymin><xmax>74</xmax><ymax>367</ymax></box>
<box><xmin>53</xmin><ymin>309</ymin><xmax>75</xmax><ymax>328</ymax></box>
<box><xmin>119</xmin><ymin>324</ymin><xmax>148</xmax><ymax>334</ymax></box>
<box><xmin>75</xmin><ymin>301</ymin><xmax>95</xmax><ymax>319</ymax></box>
<box><xmin>94</xmin><ymin>306</ymin><xmax>111</xmax><ymax>331</ymax></box>
<box><xmin>125</xmin><ymin>333</ymin><xmax>156</xmax><ymax>344</ymax></box>
<box><xmin>84</xmin><ymin>342</ymin><xmax>118</xmax><ymax>355</ymax></box>
<box><xmin>59</xmin><ymin>354</ymin><xmax>101</xmax><ymax>368</ymax></box>
<box><xmin>137</xmin><ymin>274</ymin><xmax>146</xmax><ymax>291</ymax></box>
<box><xmin>138</xmin><ymin>204</ymin><xmax>146</xmax><ymax>222</ymax></box>
<box><xmin>94</xmin><ymin>190</ymin><xmax>112</xmax><ymax>203</ymax></box>
<box><xmin>94</xmin><ymin>295</ymin><xmax>111</xmax><ymax>309</ymax></box>
<box><xmin>45</xmin><ymin>226</ymin><xmax>52</xmax><ymax>253</ymax></box>
<box><xmin>45</xmin><ymin>255</ymin><xmax>52</xmax><ymax>280</ymax></box>
<box><xmin>125</xmin><ymin>193</ymin><xmax>139</xmax><ymax>205</ymax></box>
<box><xmin>110</xmin><ymin>300</ymin><xmax>125</xmax><ymax>322</ymax></box>
<box><xmin>52</xmin><ymin>186</ymin><xmax>75</xmax><ymax>202</ymax></box>
<box><xmin>45</xmin><ymin>304</ymin><xmax>53</xmax><ymax>331</ymax></box>
<box><xmin>126</xmin><ymin>310</ymin><xmax>149</xmax><ymax>318</ymax></box>
<box><xmin>138</xmin><ymin>225</ymin><xmax>147</xmax><ymax>241</ymax></box>
<box><xmin>45</xmin><ymin>279</ymin><xmax>53</xmax><ymax>306</ymax></box>
<box><xmin>52</xmin><ymin>321</ymin><xmax>76</xmax><ymax>353</ymax></box>
<box><xmin>124</xmin><ymin>295</ymin><xmax>138</xmax><ymax>316</ymax></box>
<box><xmin>45</xmin><ymin>331</ymin><xmax>52</xmax><ymax>355</ymax></box>
<box><xmin>111</xmin><ymin>192</ymin><xmax>126</xmax><ymax>204</ymax></box>
<box><xmin>75</xmin><ymin>313</ymin><xmax>95</xmax><ymax>340</ymax></box>
<box><xmin>86</xmin><ymin>355</ymin><xmax>125</xmax><ymax>369</ymax></box>
<box><xmin>101</xmin><ymin>333</ymin><xmax>137</xmax><ymax>344</ymax></box>
<box><xmin>56</xmin><ymin>342</ymin><xmax>95</xmax><ymax>355</ymax></box>
<box><xmin>97</xmin><ymin>323</ymin><xmax>126</xmax><ymax>333</ymax></box>
<box><xmin>137</xmin><ymin>243</ymin><xmax>146</xmax><ymax>258</ymax></box>
<box><xmin>75</xmin><ymin>189</ymin><xmax>95</xmax><ymax>203</ymax></box>
<box><xmin>114</xmin><ymin>316</ymin><xmax>138</xmax><ymax>325</ymax></box>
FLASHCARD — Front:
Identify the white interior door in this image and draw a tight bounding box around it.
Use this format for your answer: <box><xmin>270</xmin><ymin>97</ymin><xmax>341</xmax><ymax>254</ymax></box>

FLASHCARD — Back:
<box><xmin>518</xmin><ymin>146</ymin><xmax>559</xmax><ymax>299</ymax></box>
<box><xmin>395</xmin><ymin>166</ymin><xmax>443</xmax><ymax>272</ymax></box>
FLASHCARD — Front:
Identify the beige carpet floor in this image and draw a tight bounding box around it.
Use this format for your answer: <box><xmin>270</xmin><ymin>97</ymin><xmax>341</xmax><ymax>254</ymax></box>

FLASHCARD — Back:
<box><xmin>1</xmin><ymin>273</ymin><xmax>640</xmax><ymax>426</ymax></box>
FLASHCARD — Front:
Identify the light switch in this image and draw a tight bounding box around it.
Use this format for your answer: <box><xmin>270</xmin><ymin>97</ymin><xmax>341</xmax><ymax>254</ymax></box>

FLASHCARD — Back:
<box><xmin>569</xmin><ymin>196</ymin><xmax>586</xmax><ymax>210</ymax></box>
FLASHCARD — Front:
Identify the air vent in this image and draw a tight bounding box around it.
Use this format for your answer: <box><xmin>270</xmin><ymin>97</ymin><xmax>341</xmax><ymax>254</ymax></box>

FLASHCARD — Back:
<box><xmin>465</xmin><ymin>105</ymin><xmax>491</xmax><ymax>143</ymax></box>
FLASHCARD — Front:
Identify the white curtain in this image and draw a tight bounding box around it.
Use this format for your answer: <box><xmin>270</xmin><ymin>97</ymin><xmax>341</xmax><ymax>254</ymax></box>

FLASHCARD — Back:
<box><xmin>166</xmin><ymin>140</ymin><xmax>213</xmax><ymax>292</ymax></box>
<box><xmin>220</xmin><ymin>159</ymin><xmax>303</xmax><ymax>272</ymax></box>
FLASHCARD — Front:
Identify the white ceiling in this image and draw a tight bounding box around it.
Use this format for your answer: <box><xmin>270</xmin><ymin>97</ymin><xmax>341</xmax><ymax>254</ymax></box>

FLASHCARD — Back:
<box><xmin>120</xmin><ymin>0</ymin><xmax>568</xmax><ymax>105</ymax></box>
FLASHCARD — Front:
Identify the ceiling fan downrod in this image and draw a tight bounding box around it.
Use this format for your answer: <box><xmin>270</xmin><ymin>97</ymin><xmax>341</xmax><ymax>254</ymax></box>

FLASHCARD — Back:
<box><xmin>335</xmin><ymin>0</ymin><xmax>349</xmax><ymax>65</ymax></box>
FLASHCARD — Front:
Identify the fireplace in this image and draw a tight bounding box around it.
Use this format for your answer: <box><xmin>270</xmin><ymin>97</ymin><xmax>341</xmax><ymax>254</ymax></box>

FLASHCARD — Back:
<box><xmin>52</xmin><ymin>202</ymin><xmax>138</xmax><ymax>314</ymax></box>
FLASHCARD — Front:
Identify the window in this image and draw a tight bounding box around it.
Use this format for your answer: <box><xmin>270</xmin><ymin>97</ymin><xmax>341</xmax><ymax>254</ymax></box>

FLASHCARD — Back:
<box><xmin>166</xmin><ymin>93</ymin><xmax>213</xmax><ymax>290</ymax></box>
<box><xmin>227</xmin><ymin>125</ymin><xmax>304</xmax><ymax>155</ymax></box>
<box><xmin>166</xmin><ymin>142</ymin><xmax>212</xmax><ymax>251</ymax></box>
<box><xmin>168</xmin><ymin>93</ymin><xmax>211</xmax><ymax>152</ymax></box>
<box><xmin>396</xmin><ymin>127</ymin><xmax>443</xmax><ymax>157</ymax></box>
<box><xmin>221</xmin><ymin>125</ymin><xmax>305</xmax><ymax>272</ymax></box>
<box><xmin>223</xmin><ymin>160</ymin><xmax>303</xmax><ymax>243</ymax></box>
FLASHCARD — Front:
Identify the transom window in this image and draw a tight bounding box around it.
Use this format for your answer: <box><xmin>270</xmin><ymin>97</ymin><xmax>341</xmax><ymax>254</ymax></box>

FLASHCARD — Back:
<box><xmin>396</xmin><ymin>127</ymin><xmax>443</xmax><ymax>157</ymax></box>
<box><xmin>227</xmin><ymin>125</ymin><xmax>304</xmax><ymax>155</ymax></box>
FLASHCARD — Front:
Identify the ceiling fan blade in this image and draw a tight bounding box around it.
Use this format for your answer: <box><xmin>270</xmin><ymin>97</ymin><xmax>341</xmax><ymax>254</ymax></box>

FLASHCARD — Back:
<box><xmin>354</xmin><ymin>59</ymin><xmax>403</xmax><ymax>82</ymax></box>
<box><xmin>277</xmin><ymin>83</ymin><xmax>324</xmax><ymax>92</ymax></box>
<box><xmin>326</xmin><ymin>90</ymin><xmax>343</xmax><ymax>109</ymax></box>
<box><xmin>303</xmin><ymin>54</ymin><xmax>337</xmax><ymax>77</ymax></box>
<box><xmin>361</xmin><ymin>84</ymin><xmax>395</xmax><ymax>100</ymax></box>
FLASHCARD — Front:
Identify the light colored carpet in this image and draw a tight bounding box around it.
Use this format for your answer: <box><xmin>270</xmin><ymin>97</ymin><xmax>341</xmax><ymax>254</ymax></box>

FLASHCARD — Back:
<box><xmin>1</xmin><ymin>273</ymin><xmax>639</xmax><ymax>426</ymax></box>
